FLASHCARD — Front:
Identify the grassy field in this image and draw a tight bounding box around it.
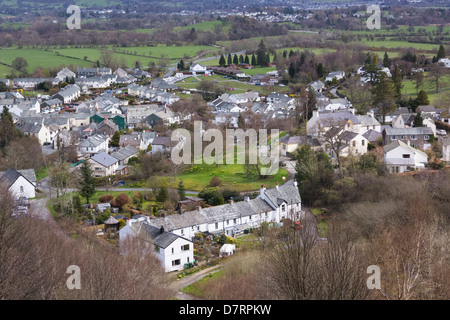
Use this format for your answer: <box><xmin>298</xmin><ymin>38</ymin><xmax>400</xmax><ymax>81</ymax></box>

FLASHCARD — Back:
<box><xmin>0</xmin><ymin>48</ymin><xmax>92</xmax><ymax>76</ymax></box>
<box><xmin>165</xmin><ymin>162</ymin><xmax>290</xmax><ymax>192</ymax></box>
<box><xmin>174</xmin><ymin>20</ymin><xmax>232</xmax><ymax>33</ymax></box>
<box><xmin>401</xmin><ymin>74</ymin><xmax>450</xmax><ymax>105</ymax></box>
<box><xmin>181</xmin><ymin>269</ymin><xmax>224</xmax><ymax>297</ymax></box>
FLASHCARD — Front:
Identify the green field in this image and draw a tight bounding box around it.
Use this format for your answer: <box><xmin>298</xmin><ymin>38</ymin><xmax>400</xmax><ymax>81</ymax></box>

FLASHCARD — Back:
<box><xmin>165</xmin><ymin>162</ymin><xmax>290</xmax><ymax>192</ymax></box>
<box><xmin>174</xmin><ymin>20</ymin><xmax>232</xmax><ymax>33</ymax></box>
<box><xmin>401</xmin><ymin>74</ymin><xmax>450</xmax><ymax>105</ymax></box>
<box><xmin>0</xmin><ymin>48</ymin><xmax>93</xmax><ymax>76</ymax></box>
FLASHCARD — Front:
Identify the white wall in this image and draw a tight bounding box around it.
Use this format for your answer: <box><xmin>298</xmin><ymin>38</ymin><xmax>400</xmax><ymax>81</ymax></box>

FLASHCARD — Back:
<box><xmin>9</xmin><ymin>176</ymin><xmax>35</xmax><ymax>199</ymax></box>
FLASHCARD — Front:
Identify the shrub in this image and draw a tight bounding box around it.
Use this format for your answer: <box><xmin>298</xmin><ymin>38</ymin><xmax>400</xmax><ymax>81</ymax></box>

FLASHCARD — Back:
<box><xmin>111</xmin><ymin>193</ymin><xmax>130</xmax><ymax>209</ymax></box>
<box><xmin>99</xmin><ymin>194</ymin><xmax>114</xmax><ymax>203</ymax></box>
<box><xmin>209</xmin><ymin>176</ymin><xmax>222</xmax><ymax>187</ymax></box>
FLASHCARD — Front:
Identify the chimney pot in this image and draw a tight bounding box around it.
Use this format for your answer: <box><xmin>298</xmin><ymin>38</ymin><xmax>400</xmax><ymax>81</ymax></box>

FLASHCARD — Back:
<box><xmin>160</xmin><ymin>225</ymin><xmax>164</xmax><ymax>234</ymax></box>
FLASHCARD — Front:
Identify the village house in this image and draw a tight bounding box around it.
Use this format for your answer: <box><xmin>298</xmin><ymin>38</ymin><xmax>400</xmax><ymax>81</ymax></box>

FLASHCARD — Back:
<box><xmin>150</xmin><ymin>136</ymin><xmax>178</xmax><ymax>153</ymax></box>
<box><xmin>111</xmin><ymin>145</ymin><xmax>139</xmax><ymax>165</ymax></box>
<box><xmin>384</xmin><ymin>140</ymin><xmax>428</xmax><ymax>173</ymax></box>
<box><xmin>16</xmin><ymin>119</ymin><xmax>50</xmax><ymax>145</ymax></box>
<box><xmin>52</xmin><ymin>84</ymin><xmax>81</xmax><ymax>104</ymax></box>
<box><xmin>148</xmin><ymin>180</ymin><xmax>302</xmax><ymax>241</ymax></box>
<box><xmin>78</xmin><ymin>134</ymin><xmax>109</xmax><ymax>156</ymax></box>
<box><xmin>0</xmin><ymin>168</ymin><xmax>36</xmax><ymax>199</ymax></box>
<box><xmin>119</xmin><ymin>218</ymin><xmax>194</xmax><ymax>272</ymax></box>
<box><xmin>55</xmin><ymin>67</ymin><xmax>76</xmax><ymax>82</ymax></box>
<box><xmin>77</xmin><ymin>67</ymin><xmax>112</xmax><ymax>77</ymax></box>
<box><xmin>382</xmin><ymin>127</ymin><xmax>434</xmax><ymax>150</ymax></box>
<box><xmin>280</xmin><ymin>135</ymin><xmax>306</xmax><ymax>156</ymax></box>
<box><xmin>87</xmin><ymin>151</ymin><xmax>119</xmax><ymax>177</ymax></box>
<box><xmin>325</xmin><ymin>71</ymin><xmax>345</xmax><ymax>82</ymax></box>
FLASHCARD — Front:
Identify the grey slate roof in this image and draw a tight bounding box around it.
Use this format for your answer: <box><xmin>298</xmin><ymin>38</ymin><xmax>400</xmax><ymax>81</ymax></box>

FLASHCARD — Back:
<box><xmin>111</xmin><ymin>145</ymin><xmax>138</xmax><ymax>161</ymax></box>
<box><xmin>384</xmin><ymin>127</ymin><xmax>433</xmax><ymax>136</ymax></box>
<box><xmin>135</xmin><ymin>223</ymin><xmax>182</xmax><ymax>248</ymax></box>
<box><xmin>362</xmin><ymin>129</ymin><xmax>382</xmax><ymax>142</ymax></box>
<box><xmin>0</xmin><ymin>168</ymin><xmax>36</xmax><ymax>188</ymax></box>
<box><xmin>90</xmin><ymin>152</ymin><xmax>118</xmax><ymax>167</ymax></box>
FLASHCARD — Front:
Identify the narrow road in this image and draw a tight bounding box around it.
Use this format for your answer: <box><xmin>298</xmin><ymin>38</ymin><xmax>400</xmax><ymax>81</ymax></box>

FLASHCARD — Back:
<box><xmin>169</xmin><ymin>264</ymin><xmax>222</xmax><ymax>300</ymax></box>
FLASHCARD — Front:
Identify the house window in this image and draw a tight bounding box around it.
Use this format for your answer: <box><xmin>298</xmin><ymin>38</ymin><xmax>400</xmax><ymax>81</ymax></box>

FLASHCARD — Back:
<box><xmin>410</xmin><ymin>135</ymin><xmax>417</xmax><ymax>140</ymax></box>
<box><xmin>227</xmin><ymin>220</ymin><xmax>229</xmax><ymax>225</ymax></box>
<box><xmin>172</xmin><ymin>248</ymin><xmax>174</xmax><ymax>254</ymax></box>
<box><xmin>362</xmin><ymin>140</ymin><xmax>365</xmax><ymax>146</ymax></box>
<box><xmin>281</xmin><ymin>204</ymin><xmax>286</xmax><ymax>212</ymax></box>
<box><xmin>197</xmin><ymin>226</ymin><xmax>200</xmax><ymax>231</ymax></box>
<box><xmin>391</xmin><ymin>135</ymin><xmax>396</xmax><ymax>140</ymax></box>
<box><xmin>20</xmin><ymin>186</ymin><xmax>24</xmax><ymax>193</ymax></box>
<box><xmin>233</xmin><ymin>218</ymin><xmax>237</xmax><ymax>224</ymax></box>
<box><xmin>249</xmin><ymin>215</ymin><xmax>252</xmax><ymax>220</ymax></box>
<box><xmin>352</xmin><ymin>141</ymin><xmax>356</xmax><ymax>147</ymax></box>
<box><xmin>424</xmin><ymin>135</ymin><xmax>430</xmax><ymax>140</ymax></box>
<box><xmin>181</xmin><ymin>244</ymin><xmax>189</xmax><ymax>251</ymax></box>
<box><xmin>400</xmin><ymin>136</ymin><xmax>404</xmax><ymax>140</ymax></box>
<box><xmin>215</xmin><ymin>222</ymin><xmax>218</xmax><ymax>229</ymax></box>
<box><xmin>402</xmin><ymin>154</ymin><xmax>410</xmax><ymax>158</ymax></box>
<box><xmin>172</xmin><ymin>259</ymin><xmax>181</xmax><ymax>266</ymax></box>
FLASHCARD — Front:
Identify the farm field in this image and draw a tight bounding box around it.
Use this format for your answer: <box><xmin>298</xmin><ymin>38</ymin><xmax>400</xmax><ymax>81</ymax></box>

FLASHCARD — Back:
<box><xmin>0</xmin><ymin>48</ymin><xmax>93</xmax><ymax>76</ymax></box>
<box><xmin>401</xmin><ymin>74</ymin><xmax>450</xmax><ymax>106</ymax></box>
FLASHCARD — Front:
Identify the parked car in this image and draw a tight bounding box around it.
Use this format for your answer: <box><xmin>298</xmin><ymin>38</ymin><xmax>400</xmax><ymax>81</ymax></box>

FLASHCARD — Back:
<box><xmin>437</xmin><ymin>129</ymin><xmax>447</xmax><ymax>136</ymax></box>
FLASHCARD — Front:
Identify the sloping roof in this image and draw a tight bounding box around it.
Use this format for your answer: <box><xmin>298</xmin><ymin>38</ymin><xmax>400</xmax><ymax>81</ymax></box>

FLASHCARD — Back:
<box><xmin>111</xmin><ymin>145</ymin><xmax>138</xmax><ymax>161</ymax></box>
<box><xmin>90</xmin><ymin>152</ymin><xmax>119</xmax><ymax>167</ymax></box>
<box><xmin>357</xmin><ymin>114</ymin><xmax>380</xmax><ymax>127</ymax></box>
<box><xmin>0</xmin><ymin>168</ymin><xmax>36</xmax><ymax>189</ymax></box>
<box><xmin>317</xmin><ymin>111</ymin><xmax>361</xmax><ymax>126</ymax></box>
<box><xmin>134</xmin><ymin>223</ymin><xmax>183</xmax><ymax>248</ymax></box>
<box><xmin>362</xmin><ymin>129</ymin><xmax>382</xmax><ymax>142</ymax></box>
<box><xmin>104</xmin><ymin>216</ymin><xmax>119</xmax><ymax>225</ymax></box>
<box><xmin>384</xmin><ymin>127</ymin><xmax>433</xmax><ymax>136</ymax></box>
<box><xmin>383</xmin><ymin>139</ymin><xmax>428</xmax><ymax>158</ymax></box>
<box><xmin>280</xmin><ymin>135</ymin><xmax>306</xmax><ymax>145</ymax></box>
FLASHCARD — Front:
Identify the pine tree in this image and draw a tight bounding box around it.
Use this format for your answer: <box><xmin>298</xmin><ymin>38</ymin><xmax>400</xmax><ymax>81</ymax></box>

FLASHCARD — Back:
<box><xmin>416</xmin><ymin>89</ymin><xmax>430</xmax><ymax>106</ymax></box>
<box><xmin>251</xmin><ymin>54</ymin><xmax>257</xmax><ymax>66</ymax></box>
<box><xmin>177</xmin><ymin>179</ymin><xmax>185</xmax><ymax>200</ymax></box>
<box><xmin>232</xmin><ymin>54</ymin><xmax>238</xmax><ymax>65</ymax></box>
<box><xmin>78</xmin><ymin>160</ymin><xmax>96</xmax><ymax>204</ymax></box>
<box><xmin>227</xmin><ymin>53</ymin><xmax>232</xmax><ymax>66</ymax></box>
<box><xmin>273</xmin><ymin>52</ymin><xmax>278</xmax><ymax>64</ymax></box>
<box><xmin>244</xmin><ymin>55</ymin><xmax>249</xmax><ymax>64</ymax></box>
<box><xmin>391</xmin><ymin>65</ymin><xmax>403</xmax><ymax>100</ymax></box>
<box><xmin>316</xmin><ymin>63</ymin><xmax>325</xmax><ymax>78</ymax></box>
<box><xmin>383</xmin><ymin>52</ymin><xmax>391</xmax><ymax>68</ymax></box>
<box><xmin>256</xmin><ymin>39</ymin><xmax>268</xmax><ymax>67</ymax></box>
<box><xmin>437</xmin><ymin>44</ymin><xmax>446</xmax><ymax>60</ymax></box>
<box><xmin>0</xmin><ymin>106</ymin><xmax>18</xmax><ymax>150</ymax></box>
<box><xmin>219</xmin><ymin>55</ymin><xmax>226</xmax><ymax>67</ymax></box>
<box><xmin>110</xmin><ymin>131</ymin><xmax>120</xmax><ymax>147</ymax></box>
<box><xmin>238</xmin><ymin>55</ymin><xmax>244</xmax><ymax>64</ymax></box>
<box><xmin>372</xmin><ymin>73</ymin><xmax>397</xmax><ymax>125</ymax></box>
<box><xmin>413</xmin><ymin>112</ymin><xmax>424</xmax><ymax>127</ymax></box>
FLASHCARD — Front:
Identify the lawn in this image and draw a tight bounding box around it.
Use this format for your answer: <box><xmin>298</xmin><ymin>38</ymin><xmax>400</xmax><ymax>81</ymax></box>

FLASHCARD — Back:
<box><xmin>166</xmin><ymin>162</ymin><xmax>290</xmax><ymax>192</ymax></box>
<box><xmin>181</xmin><ymin>269</ymin><xmax>224</xmax><ymax>297</ymax></box>
<box><xmin>0</xmin><ymin>48</ymin><xmax>92</xmax><ymax>76</ymax></box>
<box><xmin>401</xmin><ymin>73</ymin><xmax>450</xmax><ymax>105</ymax></box>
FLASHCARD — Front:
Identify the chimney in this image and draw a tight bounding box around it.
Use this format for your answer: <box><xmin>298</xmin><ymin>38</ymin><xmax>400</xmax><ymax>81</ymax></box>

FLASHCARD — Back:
<box><xmin>197</xmin><ymin>204</ymin><xmax>202</xmax><ymax>212</ymax></box>
<box><xmin>229</xmin><ymin>198</ymin><xmax>234</xmax><ymax>205</ymax></box>
<box><xmin>160</xmin><ymin>225</ymin><xmax>164</xmax><ymax>234</ymax></box>
<box><xmin>313</xmin><ymin>110</ymin><xmax>319</xmax><ymax>118</ymax></box>
<box><xmin>244</xmin><ymin>196</ymin><xmax>250</xmax><ymax>202</ymax></box>
<box><xmin>179</xmin><ymin>204</ymin><xmax>184</xmax><ymax>214</ymax></box>
<box><xmin>293</xmin><ymin>178</ymin><xmax>298</xmax><ymax>187</ymax></box>
<box><xmin>260</xmin><ymin>184</ymin><xmax>266</xmax><ymax>196</ymax></box>
<box><xmin>275</xmin><ymin>181</ymin><xmax>279</xmax><ymax>190</ymax></box>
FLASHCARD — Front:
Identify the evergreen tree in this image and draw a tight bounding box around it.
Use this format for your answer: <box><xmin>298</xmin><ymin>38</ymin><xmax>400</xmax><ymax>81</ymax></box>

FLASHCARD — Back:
<box><xmin>383</xmin><ymin>52</ymin><xmax>391</xmax><ymax>68</ymax></box>
<box><xmin>0</xmin><ymin>106</ymin><xmax>18</xmax><ymax>150</ymax></box>
<box><xmin>282</xmin><ymin>50</ymin><xmax>287</xmax><ymax>59</ymax></box>
<box><xmin>413</xmin><ymin>112</ymin><xmax>424</xmax><ymax>127</ymax></box>
<box><xmin>232</xmin><ymin>54</ymin><xmax>238</xmax><ymax>65</ymax></box>
<box><xmin>316</xmin><ymin>63</ymin><xmax>325</xmax><ymax>78</ymax></box>
<box><xmin>218</xmin><ymin>55</ymin><xmax>226</xmax><ymax>67</ymax></box>
<box><xmin>177</xmin><ymin>179</ymin><xmax>186</xmax><ymax>200</ymax></box>
<box><xmin>256</xmin><ymin>40</ymin><xmax>269</xmax><ymax>67</ymax></box>
<box><xmin>391</xmin><ymin>65</ymin><xmax>403</xmax><ymax>100</ymax></box>
<box><xmin>272</xmin><ymin>52</ymin><xmax>278</xmax><ymax>64</ymax></box>
<box><xmin>78</xmin><ymin>160</ymin><xmax>96</xmax><ymax>204</ymax></box>
<box><xmin>244</xmin><ymin>55</ymin><xmax>249</xmax><ymax>64</ymax></box>
<box><xmin>416</xmin><ymin>89</ymin><xmax>430</xmax><ymax>106</ymax></box>
<box><xmin>437</xmin><ymin>44</ymin><xmax>446</xmax><ymax>60</ymax></box>
<box><xmin>372</xmin><ymin>73</ymin><xmax>397</xmax><ymax>124</ymax></box>
<box><xmin>251</xmin><ymin>54</ymin><xmax>257</xmax><ymax>66</ymax></box>
<box><xmin>238</xmin><ymin>55</ymin><xmax>244</xmax><ymax>64</ymax></box>
<box><xmin>227</xmin><ymin>53</ymin><xmax>232</xmax><ymax>66</ymax></box>
<box><xmin>177</xmin><ymin>59</ymin><xmax>185</xmax><ymax>71</ymax></box>
<box><xmin>110</xmin><ymin>131</ymin><xmax>120</xmax><ymax>147</ymax></box>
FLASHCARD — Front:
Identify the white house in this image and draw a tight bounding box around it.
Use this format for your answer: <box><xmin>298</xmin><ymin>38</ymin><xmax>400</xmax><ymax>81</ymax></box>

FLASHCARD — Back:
<box><xmin>325</xmin><ymin>71</ymin><xmax>345</xmax><ymax>82</ymax></box>
<box><xmin>78</xmin><ymin>134</ymin><xmax>109</xmax><ymax>155</ymax></box>
<box><xmin>53</xmin><ymin>84</ymin><xmax>81</xmax><ymax>104</ymax></box>
<box><xmin>189</xmin><ymin>63</ymin><xmax>207</xmax><ymax>74</ymax></box>
<box><xmin>56</xmin><ymin>67</ymin><xmax>76</xmax><ymax>82</ymax></box>
<box><xmin>384</xmin><ymin>140</ymin><xmax>428</xmax><ymax>173</ymax></box>
<box><xmin>119</xmin><ymin>217</ymin><xmax>194</xmax><ymax>272</ymax></box>
<box><xmin>0</xmin><ymin>168</ymin><xmax>36</xmax><ymax>199</ymax></box>
<box><xmin>438</xmin><ymin>58</ymin><xmax>450</xmax><ymax>68</ymax></box>
<box><xmin>149</xmin><ymin>180</ymin><xmax>302</xmax><ymax>241</ymax></box>
<box><xmin>87</xmin><ymin>152</ymin><xmax>119</xmax><ymax>177</ymax></box>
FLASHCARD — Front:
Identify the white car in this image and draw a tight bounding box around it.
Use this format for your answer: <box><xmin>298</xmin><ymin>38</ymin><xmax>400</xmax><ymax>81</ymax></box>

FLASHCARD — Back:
<box><xmin>437</xmin><ymin>129</ymin><xmax>447</xmax><ymax>136</ymax></box>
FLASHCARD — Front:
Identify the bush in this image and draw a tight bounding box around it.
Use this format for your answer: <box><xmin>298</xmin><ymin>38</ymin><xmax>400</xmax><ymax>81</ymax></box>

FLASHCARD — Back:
<box><xmin>99</xmin><ymin>194</ymin><xmax>114</xmax><ymax>203</ymax></box>
<box><xmin>209</xmin><ymin>176</ymin><xmax>222</xmax><ymax>187</ymax></box>
<box><xmin>111</xmin><ymin>193</ymin><xmax>130</xmax><ymax>209</ymax></box>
